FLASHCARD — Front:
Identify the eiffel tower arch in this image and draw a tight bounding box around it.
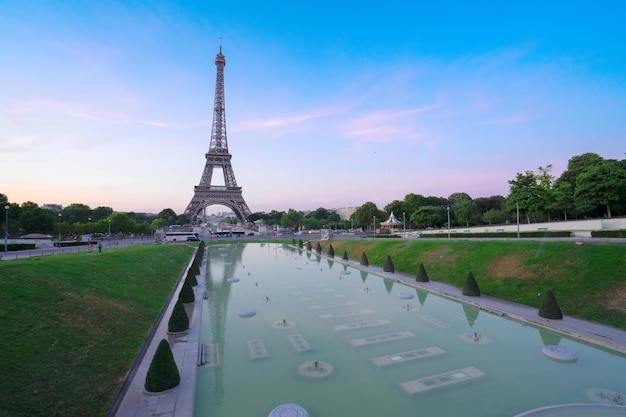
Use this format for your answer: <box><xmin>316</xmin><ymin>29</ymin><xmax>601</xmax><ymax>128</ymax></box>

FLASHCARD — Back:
<box><xmin>184</xmin><ymin>44</ymin><xmax>252</xmax><ymax>224</ymax></box>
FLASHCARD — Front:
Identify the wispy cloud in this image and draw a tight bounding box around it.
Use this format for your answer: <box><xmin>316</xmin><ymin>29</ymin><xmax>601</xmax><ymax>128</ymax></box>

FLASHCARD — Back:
<box><xmin>342</xmin><ymin>103</ymin><xmax>441</xmax><ymax>144</ymax></box>
<box><xmin>477</xmin><ymin>112</ymin><xmax>535</xmax><ymax>126</ymax></box>
<box><xmin>234</xmin><ymin>107</ymin><xmax>339</xmax><ymax>136</ymax></box>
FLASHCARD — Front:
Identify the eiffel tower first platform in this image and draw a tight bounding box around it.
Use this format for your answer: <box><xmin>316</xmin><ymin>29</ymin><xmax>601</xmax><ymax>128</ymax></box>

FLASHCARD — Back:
<box><xmin>184</xmin><ymin>44</ymin><xmax>252</xmax><ymax>224</ymax></box>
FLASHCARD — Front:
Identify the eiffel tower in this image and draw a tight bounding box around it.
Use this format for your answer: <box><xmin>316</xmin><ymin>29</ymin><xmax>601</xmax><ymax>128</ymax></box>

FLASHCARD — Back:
<box><xmin>184</xmin><ymin>44</ymin><xmax>252</xmax><ymax>223</ymax></box>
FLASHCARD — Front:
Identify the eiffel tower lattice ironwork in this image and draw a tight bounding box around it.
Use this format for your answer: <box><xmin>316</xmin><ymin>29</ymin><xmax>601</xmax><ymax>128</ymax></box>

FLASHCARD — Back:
<box><xmin>184</xmin><ymin>44</ymin><xmax>252</xmax><ymax>223</ymax></box>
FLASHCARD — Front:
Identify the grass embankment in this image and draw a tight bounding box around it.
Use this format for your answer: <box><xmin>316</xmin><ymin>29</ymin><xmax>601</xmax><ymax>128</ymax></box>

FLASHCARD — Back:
<box><xmin>313</xmin><ymin>239</ymin><xmax>626</xmax><ymax>330</ymax></box>
<box><xmin>0</xmin><ymin>244</ymin><xmax>195</xmax><ymax>417</ymax></box>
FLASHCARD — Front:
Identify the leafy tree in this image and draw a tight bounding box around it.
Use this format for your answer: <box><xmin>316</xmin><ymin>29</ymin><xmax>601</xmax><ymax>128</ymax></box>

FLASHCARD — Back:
<box><xmin>158</xmin><ymin>208</ymin><xmax>178</xmax><ymax>225</ymax></box>
<box><xmin>92</xmin><ymin>206</ymin><xmax>113</xmax><ymax>221</ymax></box>
<box><xmin>352</xmin><ymin>202</ymin><xmax>385</xmax><ymax>230</ymax></box>
<box><xmin>449</xmin><ymin>192</ymin><xmax>479</xmax><ymax>227</ymax></box>
<box><xmin>474</xmin><ymin>195</ymin><xmax>506</xmax><ymax>214</ymax></box>
<box><xmin>108</xmin><ymin>212</ymin><xmax>137</xmax><ymax>235</ymax></box>
<box><xmin>506</xmin><ymin>170</ymin><xmax>545</xmax><ymax>224</ymax></box>
<box><xmin>281</xmin><ymin>209</ymin><xmax>304</xmax><ymax>229</ymax></box>
<box><xmin>411</xmin><ymin>206</ymin><xmax>444</xmax><ymax>229</ymax></box>
<box><xmin>19</xmin><ymin>203</ymin><xmax>56</xmax><ymax>234</ymax></box>
<box><xmin>482</xmin><ymin>208</ymin><xmax>507</xmax><ymax>225</ymax></box>
<box><xmin>548</xmin><ymin>181</ymin><xmax>575</xmax><ymax>220</ymax></box>
<box><xmin>574</xmin><ymin>159</ymin><xmax>626</xmax><ymax>218</ymax></box>
<box><xmin>62</xmin><ymin>203</ymin><xmax>92</xmax><ymax>224</ymax></box>
<box><xmin>152</xmin><ymin>218</ymin><xmax>167</xmax><ymax>230</ymax></box>
<box><xmin>557</xmin><ymin>152</ymin><xmax>604</xmax><ymax>189</ymax></box>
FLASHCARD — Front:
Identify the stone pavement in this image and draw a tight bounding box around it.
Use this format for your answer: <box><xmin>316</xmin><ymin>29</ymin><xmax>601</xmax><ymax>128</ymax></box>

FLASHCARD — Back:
<box><xmin>108</xmin><ymin>248</ymin><xmax>206</xmax><ymax>417</ymax></box>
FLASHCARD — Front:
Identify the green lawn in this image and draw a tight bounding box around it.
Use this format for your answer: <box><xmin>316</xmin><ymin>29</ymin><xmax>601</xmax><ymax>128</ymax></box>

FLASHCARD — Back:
<box><xmin>0</xmin><ymin>244</ymin><xmax>194</xmax><ymax>417</ymax></box>
<box><xmin>316</xmin><ymin>239</ymin><xmax>626</xmax><ymax>329</ymax></box>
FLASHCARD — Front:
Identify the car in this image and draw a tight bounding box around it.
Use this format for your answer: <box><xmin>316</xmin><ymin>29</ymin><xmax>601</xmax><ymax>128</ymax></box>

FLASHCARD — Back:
<box><xmin>186</xmin><ymin>236</ymin><xmax>200</xmax><ymax>241</ymax></box>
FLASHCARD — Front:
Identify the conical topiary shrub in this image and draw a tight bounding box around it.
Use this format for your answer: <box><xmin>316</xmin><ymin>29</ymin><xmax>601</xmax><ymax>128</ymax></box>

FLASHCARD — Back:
<box><xmin>179</xmin><ymin>279</ymin><xmax>195</xmax><ymax>304</ymax></box>
<box><xmin>187</xmin><ymin>271</ymin><xmax>198</xmax><ymax>287</ymax></box>
<box><xmin>306</xmin><ymin>241</ymin><xmax>312</xmax><ymax>251</ymax></box>
<box><xmin>145</xmin><ymin>339</ymin><xmax>180</xmax><ymax>393</ymax></box>
<box><xmin>416</xmin><ymin>263</ymin><xmax>429</xmax><ymax>282</ymax></box>
<box><xmin>538</xmin><ymin>289</ymin><xmax>563</xmax><ymax>319</ymax></box>
<box><xmin>328</xmin><ymin>244</ymin><xmax>335</xmax><ymax>258</ymax></box>
<box><xmin>315</xmin><ymin>242</ymin><xmax>322</xmax><ymax>254</ymax></box>
<box><xmin>342</xmin><ymin>250</ymin><xmax>348</xmax><ymax>261</ymax></box>
<box><xmin>383</xmin><ymin>255</ymin><xmax>395</xmax><ymax>273</ymax></box>
<box><xmin>360</xmin><ymin>252</ymin><xmax>369</xmax><ymax>266</ymax></box>
<box><xmin>168</xmin><ymin>299</ymin><xmax>189</xmax><ymax>333</ymax></box>
<box><xmin>292</xmin><ymin>238</ymin><xmax>296</xmax><ymax>245</ymax></box>
<box><xmin>298</xmin><ymin>239</ymin><xmax>303</xmax><ymax>249</ymax></box>
<box><xmin>462</xmin><ymin>271</ymin><xmax>481</xmax><ymax>296</ymax></box>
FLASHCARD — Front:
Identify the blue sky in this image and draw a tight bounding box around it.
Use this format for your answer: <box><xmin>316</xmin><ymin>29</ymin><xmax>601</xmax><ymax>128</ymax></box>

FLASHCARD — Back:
<box><xmin>1</xmin><ymin>1</ymin><xmax>625</xmax><ymax>215</ymax></box>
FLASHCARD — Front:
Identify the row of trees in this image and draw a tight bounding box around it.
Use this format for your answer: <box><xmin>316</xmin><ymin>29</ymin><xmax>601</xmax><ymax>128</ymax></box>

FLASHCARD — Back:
<box><xmin>3</xmin><ymin>153</ymin><xmax>624</xmax><ymax>236</ymax></box>
<box><xmin>250</xmin><ymin>153</ymin><xmax>626</xmax><ymax>231</ymax></box>
<box><xmin>0</xmin><ymin>197</ymin><xmax>188</xmax><ymax>239</ymax></box>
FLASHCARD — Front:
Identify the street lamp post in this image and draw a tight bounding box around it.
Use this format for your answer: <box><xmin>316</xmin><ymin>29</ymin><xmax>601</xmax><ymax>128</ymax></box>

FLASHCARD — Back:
<box><xmin>88</xmin><ymin>217</ymin><xmax>92</xmax><ymax>243</ymax></box>
<box><xmin>447</xmin><ymin>206</ymin><xmax>451</xmax><ymax>239</ymax></box>
<box><xmin>373</xmin><ymin>216</ymin><xmax>376</xmax><ymax>237</ymax></box>
<box><xmin>58</xmin><ymin>213</ymin><xmax>62</xmax><ymax>248</ymax></box>
<box><xmin>108</xmin><ymin>220</ymin><xmax>111</xmax><ymax>239</ymax></box>
<box><xmin>403</xmin><ymin>211</ymin><xmax>406</xmax><ymax>233</ymax></box>
<box><xmin>4</xmin><ymin>205</ymin><xmax>9</xmax><ymax>253</ymax></box>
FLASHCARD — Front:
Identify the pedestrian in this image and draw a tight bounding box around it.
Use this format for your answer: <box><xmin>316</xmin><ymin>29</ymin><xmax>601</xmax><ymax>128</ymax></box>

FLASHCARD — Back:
<box><xmin>98</xmin><ymin>241</ymin><xmax>102</xmax><ymax>253</ymax></box>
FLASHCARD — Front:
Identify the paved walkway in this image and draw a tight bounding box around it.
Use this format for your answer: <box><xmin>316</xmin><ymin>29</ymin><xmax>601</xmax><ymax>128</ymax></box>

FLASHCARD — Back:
<box><xmin>109</xmin><ymin>248</ymin><xmax>206</xmax><ymax>417</ymax></box>
<box><xmin>340</xmin><ymin>257</ymin><xmax>626</xmax><ymax>355</ymax></box>
<box><xmin>109</xmin><ymin>244</ymin><xmax>626</xmax><ymax>417</ymax></box>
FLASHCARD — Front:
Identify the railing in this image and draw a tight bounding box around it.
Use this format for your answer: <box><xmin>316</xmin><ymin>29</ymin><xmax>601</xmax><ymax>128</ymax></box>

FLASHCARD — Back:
<box><xmin>0</xmin><ymin>238</ymin><xmax>153</xmax><ymax>261</ymax></box>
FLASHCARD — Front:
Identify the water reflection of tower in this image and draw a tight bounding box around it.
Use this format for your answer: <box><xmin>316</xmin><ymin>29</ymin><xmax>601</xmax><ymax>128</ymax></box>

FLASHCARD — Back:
<box><xmin>204</xmin><ymin>243</ymin><xmax>246</xmax><ymax>404</ymax></box>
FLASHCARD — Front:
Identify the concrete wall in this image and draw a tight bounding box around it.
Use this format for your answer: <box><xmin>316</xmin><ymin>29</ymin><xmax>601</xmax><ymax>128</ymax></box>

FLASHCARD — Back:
<box><xmin>419</xmin><ymin>218</ymin><xmax>626</xmax><ymax>237</ymax></box>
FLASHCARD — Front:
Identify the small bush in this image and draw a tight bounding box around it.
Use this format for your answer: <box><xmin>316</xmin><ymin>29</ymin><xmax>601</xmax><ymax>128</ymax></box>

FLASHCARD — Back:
<box><xmin>342</xmin><ymin>250</ymin><xmax>348</xmax><ymax>260</ymax></box>
<box><xmin>305</xmin><ymin>241</ymin><xmax>312</xmax><ymax>250</ymax></box>
<box><xmin>360</xmin><ymin>252</ymin><xmax>369</xmax><ymax>266</ymax></box>
<box><xmin>145</xmin><ymin>339</ymin><xmax>180</xmax><ymax>393</ymax></box>
<box><xmin>328</xmin><ymin>244</ymin><xmax>335</xmax><ymax>258</ymax></box>
<box><xmin>298</xmin><ymin>239</ymin><xmax>303</xmax><ymax>248</ymax></box>
<box><xmin>315</xmin><ymin>242</ymin><xmax>322</xmax><ymax>254</ymax></box>
<box><xmin>538</xmin><ymin>289</ymin><xmax>563</xmax><ymax>319</ymax></box>
<box><xmin>168</xmin><ymin>299</ymin><xmax>189</xmax><ymax>333</ymax></box>
<box><xmin>462</xmin><ymin>271</ymin><xmax>481</xmax><ymax>296</ymax></box>
<box><xmin>416</xmin><ymin>263</ymin><xmax>429</xmax><ymax>282</ymax></box>
<box><xmin>179</xmin><ymin>279</ymin><xmax>195</xmax><ymax>304</ymax></box>
<box><xmin>383</xmin><ymin>255</ymin><xmax>395</xmax><ymax>273</ymax></box>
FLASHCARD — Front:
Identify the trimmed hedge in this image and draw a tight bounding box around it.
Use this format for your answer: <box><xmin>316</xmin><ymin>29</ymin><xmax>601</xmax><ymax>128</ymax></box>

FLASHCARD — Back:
<box><xmin>179</xmin><ymin>279</ymin><xmax>195</xmax><ymax>304</ymax></box>
<box><xmin>416</xmin><ymin>263</ymin><xmax>429</xmax><ymax>282</ymax></box>
<box><xmin>538</xmin><ymin>289</ymin><xmax>563</xmax><ymax>319</ymax></box>
<box><xmin>315</xmin><ymin>242</ymin><xmax>322</xmax><ymax>254</ymax></box>
<box><xmin>328</xmin><ymin>244</ymin><xmax>335</xmax><ymax>258</ymax></box>
<box><xmin>342</xmin><ymin>250</ymin><xmax>348</xmax><ymax>260</ymax></box>
<box><xmin>383</xmin><ymin>255</ymin><xmax>395</xmax><ymax>273</ymax></box>
<box><xmin>462</xmin><ymin>271</ymin><xmax>481</xmax><ymax>296</ymax></box>
<box><xmin>360</xmin><ymin>252</ymin><xmax>369</xmax><ymax>266</ymax></box>
<box><xmin>145</xmin><ymin>339</ymin><xmax>180</xmax><ymax>393</ymax></box>
<box><xmin>168</xmin><ymin>299</ymin><xmax>189</xmax><ymax>333</ymax></box>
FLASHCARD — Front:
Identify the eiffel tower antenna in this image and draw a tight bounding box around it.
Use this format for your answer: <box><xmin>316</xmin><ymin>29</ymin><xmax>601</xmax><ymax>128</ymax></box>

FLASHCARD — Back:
<box><xmin>184</xmin><ymin>43</ymin><xmax>252</xmax><ymax>223</ymax></box>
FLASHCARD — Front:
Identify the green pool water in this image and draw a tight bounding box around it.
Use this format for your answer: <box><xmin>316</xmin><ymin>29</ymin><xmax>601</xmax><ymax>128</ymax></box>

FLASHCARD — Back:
<box><xmin>194</xmin><ymin>243</ymin><xmax>626</xmax><ymax>417</ymax></box>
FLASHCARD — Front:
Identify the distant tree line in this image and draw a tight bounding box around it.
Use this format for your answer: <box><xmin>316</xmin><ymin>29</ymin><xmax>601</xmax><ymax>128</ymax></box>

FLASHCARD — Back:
<box><xmin>3</xmin><ymin>152</ymin><xmax>625</xmax><ymax>236</ymax></box>
<box><xmin>249</xmin><ymin>152</ymin><xmax>626</xmax><ymax>231</ymax></box>
<box><xmin>0</xmin><ymin>198</ymin><xmax>187</xmax><ymax>239</ymax></box>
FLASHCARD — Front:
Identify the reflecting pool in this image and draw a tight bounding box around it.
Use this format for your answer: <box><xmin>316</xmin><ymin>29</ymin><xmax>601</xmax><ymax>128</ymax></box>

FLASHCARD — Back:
<box><xmin>194</xmin><ymin>243</ymin><xmax>626</xmax><ymax>416</ymax></box>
